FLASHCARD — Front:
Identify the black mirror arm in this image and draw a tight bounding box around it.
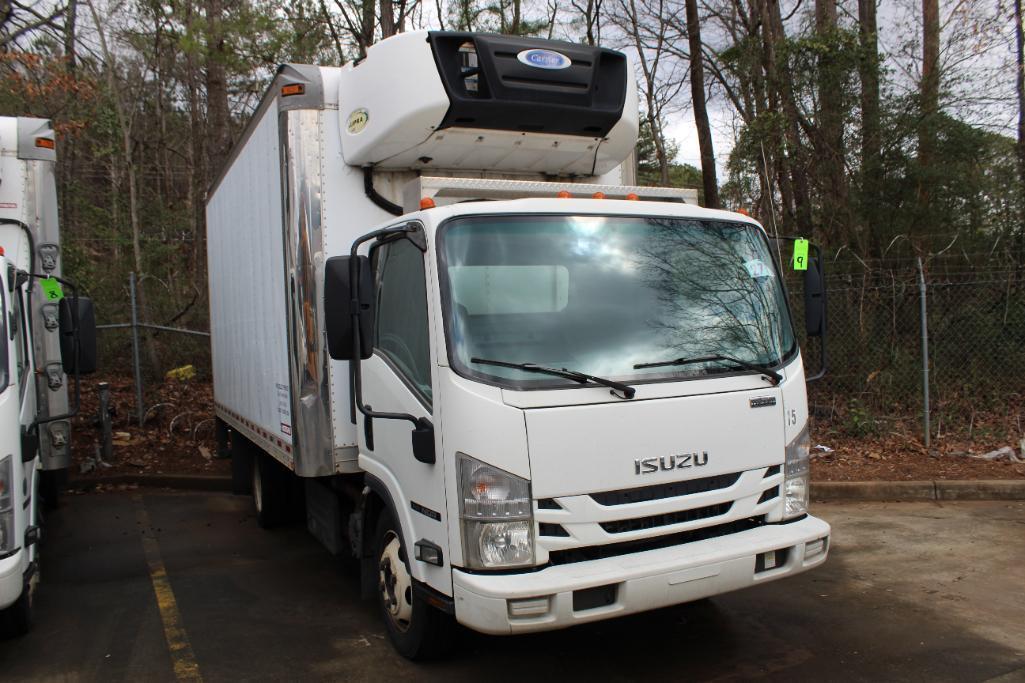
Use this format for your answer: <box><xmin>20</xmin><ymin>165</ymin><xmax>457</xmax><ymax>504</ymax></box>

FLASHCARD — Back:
<box><xmin>804</xmin><ymin>243</ymin><xmax>828</xmax><ymax>383</ymax></box>
<box><xmin>347</xmin><ymin>224</ymin><xmax>425</xmax><ymax>430</ymax></box>
<box><xmin>26</xmin><ymin>273</ymin><xmax>84</xmax><ymax>425</ymax></box>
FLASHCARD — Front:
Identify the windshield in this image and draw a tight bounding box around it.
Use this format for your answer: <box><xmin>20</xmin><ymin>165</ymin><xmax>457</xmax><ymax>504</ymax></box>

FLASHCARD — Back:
<box><xmin>438</xmin><ymin>214</ymin><xmax>796</xmax><ymax>389</ymax></box>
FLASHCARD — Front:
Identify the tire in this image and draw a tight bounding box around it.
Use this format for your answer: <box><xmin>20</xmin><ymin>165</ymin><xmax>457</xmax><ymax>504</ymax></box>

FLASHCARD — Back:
<box><xmin>373</xmin><ymin>511</ymin><xmax>454</xmax><ymax>660</ymax></box>
<box><xmin>252</xmin><ymin>453</ymin><xmax>285</xmax><ymax>529</ymax></box>
<box><xmin>39</xmin><ymin>469</ymin><xmax>65</xmax><ymax>510</ymax></box>
<box><xmin>230</xmin><ymin>436</ymin><xmax>254</xmax><ymax>495</ymax></box>
<box><xmin>0</xmin><ymin>579</ymin><xmax>33</xmax><ymax>638</ymax></box>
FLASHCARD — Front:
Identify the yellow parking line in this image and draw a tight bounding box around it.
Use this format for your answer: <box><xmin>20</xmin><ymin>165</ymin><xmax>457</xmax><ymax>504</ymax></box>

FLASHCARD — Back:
<box><xmin>134</xmin><ymin>494</ymin><xmax>203</xmax><ymax>682</ymax></box>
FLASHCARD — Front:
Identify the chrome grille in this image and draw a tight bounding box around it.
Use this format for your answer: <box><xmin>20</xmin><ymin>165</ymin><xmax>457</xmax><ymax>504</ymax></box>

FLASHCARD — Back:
<box><xmin>535</xmin><ymin>464</ymin><xmax>783</xmax><ymax>565</ymax></box>
<box><xmin>599</xmin><ymin>501</ymin><xmax>732</xmax><ymax>533</ymax></box>
<box><xmin>589</xmin><ymin>472</ymin><xmax>741</xmax><ymax>506</ymax></box>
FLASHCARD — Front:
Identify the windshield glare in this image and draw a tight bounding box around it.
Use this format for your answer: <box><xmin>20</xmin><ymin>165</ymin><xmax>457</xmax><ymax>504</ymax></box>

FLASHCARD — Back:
<box><xmin>439</xmin><ymin>214</ymin><xmax>795</xmax><ymax>388</ymax></box>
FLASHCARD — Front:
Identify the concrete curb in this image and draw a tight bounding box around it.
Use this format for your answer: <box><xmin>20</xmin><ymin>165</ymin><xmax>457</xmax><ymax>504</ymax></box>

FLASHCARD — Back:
<box><xmin>68</xmin><ymin>473</ymin><xmax>233</xmax><ymax>492</ymax></box>
<box><xmin>812</xmin><ymin>480</ymin><xmax>1025</xmax><ymax>501</ymax></box>
<box><xmin>69</xmin><ymin>474</ymin><xmax>1025</xmax><ymax>501</ymax></box>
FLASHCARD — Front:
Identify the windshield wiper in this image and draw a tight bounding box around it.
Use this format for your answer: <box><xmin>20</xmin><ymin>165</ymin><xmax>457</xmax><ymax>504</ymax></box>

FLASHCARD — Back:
<box><xmin>470</xmin><ymin>357</ymin><xmax>636</xmax><ymax>399</ymax></box>
<box><xmin>633</xmin><ymin>354</ymin><xmax>783</xmax><ymax>386</ymax></box>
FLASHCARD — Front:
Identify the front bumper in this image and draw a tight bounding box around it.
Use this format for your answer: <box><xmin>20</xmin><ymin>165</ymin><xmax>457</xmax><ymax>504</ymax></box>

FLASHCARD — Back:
<box><xmin>0</xmin><ymin>548</ymin><xmax>26</xmax><ymax>609</ymax></box>
<box><xmin>453</xmin><ymin>514</ymin><xmax>830</xmax><ymax>634</ymax></box>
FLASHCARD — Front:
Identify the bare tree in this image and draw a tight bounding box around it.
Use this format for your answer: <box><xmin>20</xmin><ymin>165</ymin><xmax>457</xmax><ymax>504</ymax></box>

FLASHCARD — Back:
<box><xmin>569</xmin><ymin>0</ymin><xmax>603</xmax><ymax>45</ymax></box>
<box><xmin>858</xmin><ymin>0</ymin><xmax>880</xmax><ymax>248</ymax></box>
<box><xmin>205</xmin><ymin>0</ymin><xmax>232</xmax><ymax>175</ymax></box>
<box><xmin>684</xmin><ymin>0</ymin><xmax>719</xmax><ymax>207</ymax></box>
<box><xmin>0</xmin><ymin>0</ymin><xmax>65</xmax><ymax>48</ymax></box>
<box><xmin>85</xmin><ymin>0</ymin><xmax>161</xmax><ymax>373</ymax></box>
<box><xmin>814</xmin><ymin>0</ymin><xmax>850</xmax><ymax>244</ymax></box>
<box><xmin>613</xmin><ymin>0</ymin><xmax>686</xmax><ymax>185</ymax></box>
<box><xmin>1015</xmin><ymin>0</ymin><xmax>1025</xmax><ymax>207</ymax></box>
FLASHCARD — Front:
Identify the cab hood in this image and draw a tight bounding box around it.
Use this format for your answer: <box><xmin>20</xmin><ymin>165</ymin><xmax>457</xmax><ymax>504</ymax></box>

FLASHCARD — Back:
<box><xmin>524</xmin><ymin>387</ymin><xmax>784</xmax><ymax>498</ymax></box>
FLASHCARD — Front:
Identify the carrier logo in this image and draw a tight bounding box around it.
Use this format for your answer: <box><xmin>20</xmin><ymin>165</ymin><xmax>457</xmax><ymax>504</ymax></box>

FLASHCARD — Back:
<box><xmin>346</xmin><ymin>108</ymin><xmax>369</xmax><ymax>134</ymax></box>
<box><xmin>517</xmin><ymin>49</ymin><xmax>572</xmax><ymax>70</ymax></box>
<box><xmin>634</xmin><ymin>452</ymin><xmax>709</xmax><ymax>475</ymax></box>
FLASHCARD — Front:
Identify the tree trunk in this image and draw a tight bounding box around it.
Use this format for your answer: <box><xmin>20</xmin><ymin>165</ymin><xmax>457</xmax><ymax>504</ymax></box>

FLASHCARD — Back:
<box><xmin>758</xmin><ymin>0</ymin><xmax>812</xmax><ymax>236</ymax></box>
<box><xmin>858</xmin><ymin>0</ymin><xmax>881</xmax><ymax>252</ymax></box>
<box><xmin>684</xmin><ymin>0</ymin><xmax>718</xmax><ymax>207</ymax></box>
<box><xmin>919</xmin><ymin>0</ymin><xmax>940</xmax><ymax>162</ymax></box>
<box><xmin>204</xmin><ymin>0</ymin><xmax>231</xmax><ymax>176</ymax></box>
<box><xmin>319</xmin><ymin>0</ymin><xmax>346</xmax><ymax>63</ymax></box>
<box><xmin>814</xmin><ymin>0</ymin><xmax>849</xmax><ymax>246</ymax></box>
<box><xmin>185</xmin><ymin>0</ymin><xmax>206</xmax><ymax>283</ymax></box>
<box><xmin>360</xmin><ymin>0</ymin><xmax>375</xmax><ymax>54</ymax></box>
<box><xmin>380</xmin><ymin>0</ymin><xmax>395</xmax><ymax>37</ymax></box>
<box><xmin>1014</xmin><ymin>0</ymin><xmax>1024</xmax><ymax>218</ymax></box>
<box><xmin>917</xmin><ymin>0</ymin><xmax>940</xmax><ymax>235</ymax></box>
<box><xmin>625</xmin><ymin>0</ymin><xmax>670</xmax><ymax>185</ymax></box>
<box><xmin>64</xmin><ymin>0</ymin><xmax>77</xmax><ymax>71</ymax></box>
<box><xmin>87</xmin><ymin>0</ymin><xmax>161</xmax><ymax>374</ymax></box>
<box><xmin>511</xmin><ymin>0</ymin><xmax>521</xmax><ymax>33</ymax></box>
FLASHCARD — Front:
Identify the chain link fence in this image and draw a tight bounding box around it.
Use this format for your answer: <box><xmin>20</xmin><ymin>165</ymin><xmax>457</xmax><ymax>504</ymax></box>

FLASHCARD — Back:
<box><xmin>784</xmin><ymin>248</ymin><xmax>1025</xmax><ymax>445</ymax></box>
<box><xmin>85</xmin><ymin>251</ymin><xmax>1024</xmax><ymax>448</ymax></box>
<box><xmin>95</xmin><ymin>272</ymin><xmax>210</xmax><ymax>426</ymax></box>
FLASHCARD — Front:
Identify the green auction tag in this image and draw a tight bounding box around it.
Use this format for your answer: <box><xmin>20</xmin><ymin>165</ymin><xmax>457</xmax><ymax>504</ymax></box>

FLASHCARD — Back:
<box><xmin>793</xmin><ymin>238</ymin><xmax>809</xmax><ymax>271</ymax></box>
<box><xmin>40</xmin><ymin>277</ymin><xmax>63</xmax><ymax>301</ymax></box>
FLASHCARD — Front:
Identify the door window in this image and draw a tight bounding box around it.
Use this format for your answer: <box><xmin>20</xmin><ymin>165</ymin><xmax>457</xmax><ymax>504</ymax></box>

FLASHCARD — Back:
<box><xmin>372</xmin><ymin>236</ymin><xmax>433</xmax><ymax>405</ymax></box>
<box><xmin>12</xmin><ymin>289</ymin><xmax>29</xmax><ymax>397</ymax></box>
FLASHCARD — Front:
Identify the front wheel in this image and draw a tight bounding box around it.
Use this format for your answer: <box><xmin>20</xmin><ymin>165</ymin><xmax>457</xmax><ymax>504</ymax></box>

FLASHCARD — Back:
<box><xmin>0</xmin><ymin>578</ymin><xmax>33</xmax><ymax>638</ymax></box>
<box><xmin>374</xmin><ymin>512</ymin><xmax>453</xmax><ymax>660</ymax></box>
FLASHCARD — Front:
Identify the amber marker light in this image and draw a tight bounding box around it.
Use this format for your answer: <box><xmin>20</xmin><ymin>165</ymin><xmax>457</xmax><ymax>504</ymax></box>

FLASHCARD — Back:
<box><xmin>420</xmin><ymin>197</ymin><xmax>436</xmax><ymax>209</ymax></box>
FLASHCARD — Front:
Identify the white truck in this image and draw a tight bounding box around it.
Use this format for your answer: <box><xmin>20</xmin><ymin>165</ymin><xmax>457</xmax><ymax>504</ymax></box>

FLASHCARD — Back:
<box><xmin>0</xmin><ymin>116</ymin><xmax>97</xmax><ymax>635</ymax></box>
<box><xmin>207</xmin><ymin>31</ymin><xmax>831</xmax><ymax>659</ymax></box>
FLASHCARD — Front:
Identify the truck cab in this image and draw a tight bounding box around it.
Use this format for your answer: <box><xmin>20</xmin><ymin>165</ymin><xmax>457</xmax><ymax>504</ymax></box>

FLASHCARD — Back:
<box><xmin>0</xmin><ymin>118</ymin><xmax>97</xmax><ymax>636</ymax></box>
<box><xmin>327</xmin><ymin>195</ymin><xmax>829</xmax><ymax>650</ymax></box>
<box><xmin>0</xmin><ymin>251</ymin><xmax>41</xmax><ymax>635</ymax></box>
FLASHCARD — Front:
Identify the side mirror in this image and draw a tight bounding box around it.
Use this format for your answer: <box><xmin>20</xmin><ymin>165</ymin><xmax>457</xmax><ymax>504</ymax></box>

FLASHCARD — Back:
<box><xmin>803</xmin><ymin>250</ymin><xmax>826</xmax><ymax>338</ymax></box>
<box><xmin>59</xmin><ymin>296</ymin><xmax>97</xmax><ymax>374</ymax></box>
<box><xmin>325</xmin><ymin>255</ymin><xmax>375</xmax><ymax>361</ymax></box>
<box><xmin>411</xmin><ymin>418</ymin><xmax>436</xmax><ymax>464</ymax></box>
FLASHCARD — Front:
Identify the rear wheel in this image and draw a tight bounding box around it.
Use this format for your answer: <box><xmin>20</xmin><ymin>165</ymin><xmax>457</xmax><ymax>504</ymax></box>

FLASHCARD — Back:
<box><xmin>252</xmin><ymin>454</ymin><xmax>285</xmax><ymax>528</ymax></box>
<box><xmin>373</xmin><ymin>511</ymin><xmax>453</xmax><ymax>660</ymax></box>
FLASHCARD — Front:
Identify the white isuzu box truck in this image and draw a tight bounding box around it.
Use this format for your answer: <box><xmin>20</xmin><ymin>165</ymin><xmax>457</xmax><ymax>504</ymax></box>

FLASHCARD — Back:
<box><xmin>0</xmin><ymin>116</ymin><xmax>97</xmax><ymax>635</ymax></box>
<box><xmin>207</xmin><ymin>31</ymin><xmax>831</xmax><ymax>658</ymax></box>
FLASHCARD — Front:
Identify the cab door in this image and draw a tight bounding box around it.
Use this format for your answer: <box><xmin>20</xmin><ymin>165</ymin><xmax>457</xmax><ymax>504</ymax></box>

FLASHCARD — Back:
<box><xmin>358</xmin><ymin>233</ymin><xmax>449</xmax><ymax>593</ymax></box>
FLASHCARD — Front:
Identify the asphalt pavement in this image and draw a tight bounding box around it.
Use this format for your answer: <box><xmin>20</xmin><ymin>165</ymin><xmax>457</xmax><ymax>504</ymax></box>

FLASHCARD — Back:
<box><xmin>0</xmin><ymin>490</ymin><xmax>1022</xmax><ymax>682</ymax></box>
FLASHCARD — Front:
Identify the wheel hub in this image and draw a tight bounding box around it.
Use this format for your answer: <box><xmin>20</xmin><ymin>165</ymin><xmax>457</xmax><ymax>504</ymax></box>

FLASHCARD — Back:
<box><xmin>379</xmin><ymin>533</ymin><xmax>412</xmax><ymax>631</ymax></box>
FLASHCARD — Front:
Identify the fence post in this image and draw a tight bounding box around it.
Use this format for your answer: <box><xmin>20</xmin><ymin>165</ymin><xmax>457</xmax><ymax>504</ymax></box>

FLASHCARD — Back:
<box><xmin>129</xmin><ymin>272</ymin><xmax>144</xmax><ymax>427</ymax></box>
<box><xmin>98</xmin><ymin>382</ymin><xmax>113</xmax><ymax>462</ymax></box>
<box><xmin>917</xmin><ymin>257</ymin><xmax>931</xmax><ymax>448</ymax></box>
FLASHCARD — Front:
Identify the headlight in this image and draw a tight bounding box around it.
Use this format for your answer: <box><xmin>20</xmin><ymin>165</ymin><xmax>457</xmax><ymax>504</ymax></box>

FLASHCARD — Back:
<box><xmin>458</xmin><ymin>453</ymin><xmax>533</xmax><ymax>569</ymax></box>
<box><xmin>0</xmin><ymin>455</ymin><xmax>13</xmax><ymax>553</ymax></box>
<box><xmin>784</xmin><ymin>427</ymin><xmax>810</xmax><ymax>519</ymax></box>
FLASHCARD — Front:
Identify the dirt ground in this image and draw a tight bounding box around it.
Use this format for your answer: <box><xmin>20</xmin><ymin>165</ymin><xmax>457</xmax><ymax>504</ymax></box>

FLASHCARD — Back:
<box><xmin>69</xmin><ymin>376</ymin><xmax>1024</xmax><ymax>482</ymax></box>
<box><xmin>809</xmin><ymin>417</ymin><xmax>1025</xmax><ymax>481</ymax></box>
<box><xmin>70</xmin><ymin>375</ymin><xmax>229</xmax><ymax>478</ymax></box>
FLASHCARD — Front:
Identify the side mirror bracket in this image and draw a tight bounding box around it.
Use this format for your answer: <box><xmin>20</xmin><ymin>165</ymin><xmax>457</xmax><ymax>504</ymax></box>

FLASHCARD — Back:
<box><xmin>324</xmin><ymin>223</ymin><xmax>437</xmax><ymax>465</ymax></box>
